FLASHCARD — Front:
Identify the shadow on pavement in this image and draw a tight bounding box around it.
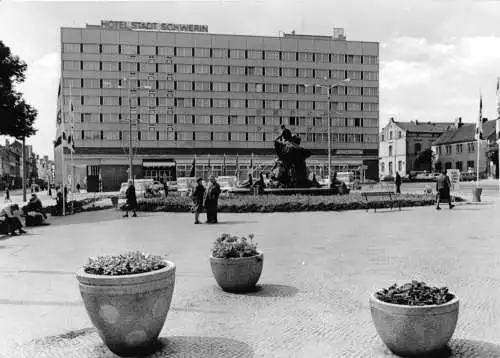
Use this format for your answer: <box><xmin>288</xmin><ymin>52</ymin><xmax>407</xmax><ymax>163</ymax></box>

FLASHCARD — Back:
<box><xmin>237</xmin><ymin>284</ymin><xmax>299</xmax><ymax>298</ymax></box>
<box><xmin>215</xmin><ymin>220</ymin><xmax>259</xmax><ymax>225</ymax></box>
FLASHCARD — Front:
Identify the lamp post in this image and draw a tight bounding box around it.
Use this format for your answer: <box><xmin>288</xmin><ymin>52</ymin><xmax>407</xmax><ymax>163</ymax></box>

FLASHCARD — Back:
<box><xmin>303</xmin><ymin>78</ymin><xmax>351</xmax><ymax>185</ymax></box>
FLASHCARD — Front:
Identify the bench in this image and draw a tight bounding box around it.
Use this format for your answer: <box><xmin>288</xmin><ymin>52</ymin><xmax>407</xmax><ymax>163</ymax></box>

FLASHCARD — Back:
<box><xmin>361</xmin><ymin>191</ymin><xmax>401</xmax><ymax>212</ymax></box>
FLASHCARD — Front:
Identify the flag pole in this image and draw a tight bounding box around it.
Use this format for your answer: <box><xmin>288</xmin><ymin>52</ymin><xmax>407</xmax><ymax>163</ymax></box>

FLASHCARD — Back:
<box><xmin>477</xmin><ymin>92</ymin><xmax>482</xmax><ymax>187</ymax></box>
<box><xmin>69</xmin><ymin>84</ymin><xmax>74</xmax><ymax>203</ymax></box>
<box><xmin>60</xmin><ymin>86</ymin><xmax>66</xmax><ymax>216</ymax></box>
<box><xmin>496</xmin><ymin>77</ymin><xmax>500</xmax><ymax>196</ymax></box>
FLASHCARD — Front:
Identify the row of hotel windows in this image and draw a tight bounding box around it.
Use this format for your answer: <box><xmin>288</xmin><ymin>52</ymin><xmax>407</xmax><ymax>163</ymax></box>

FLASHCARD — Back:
<box><xmin>436</xmin><ymin>143</ymin><xmax>476</xmax><ymax>155</ymax></box>
<box><xmin>63</xmin><ymin>43</ymin><xmax>378</xmax><ymax>64</ymax></box>
<box><xmin>78</xmin><ymin>130</ymin><xmax>373</xmax><ymax>143</ymax></box>
<box><xmin>69</xmin><ymin>95</ymin><xmax>379</xmax><ymax>111</ymax></box>
<box><xmin>63</xmin><ymin>61</ymin><xmax>379</xmax><ymax>80</ymax></box>
<box><xmin>63</xmin><ymin>78</ymin><xmax>379</xmax><ymax>96</ymax></box>
<box><xmin>72</xmin><ymin>113</ymin><xmax>369</xmax><ymax>127</ymax></box>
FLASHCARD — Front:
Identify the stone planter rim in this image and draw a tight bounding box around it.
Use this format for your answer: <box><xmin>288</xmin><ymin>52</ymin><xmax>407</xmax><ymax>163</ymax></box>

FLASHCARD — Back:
<box><xmin>76</xmin><ymin>260</ymin><xmax>175</xmax><ymax>286</ymax></box>
<box><xmin>209</xmin><ymin>251</ymin><xmax>263</xmax><ymax>262</ymax></box>
<box><xmin>370</xmin><ymin>292</ymin><xmax>459</xmax><ymax>315</ymax></box>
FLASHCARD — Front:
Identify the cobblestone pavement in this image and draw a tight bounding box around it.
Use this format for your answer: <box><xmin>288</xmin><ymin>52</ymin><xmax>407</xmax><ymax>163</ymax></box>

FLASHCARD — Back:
<box><xmin>0</xmin><ymin>202</ymin><xmax>499</xmax><ymax>357</ymax></box>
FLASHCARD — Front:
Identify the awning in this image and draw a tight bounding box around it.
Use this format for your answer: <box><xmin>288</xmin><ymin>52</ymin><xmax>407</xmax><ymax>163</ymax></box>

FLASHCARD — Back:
<box><xmin>143</xmin><ymin>161</ymin><xmax>176</xmax><ymax>168</ymax></box>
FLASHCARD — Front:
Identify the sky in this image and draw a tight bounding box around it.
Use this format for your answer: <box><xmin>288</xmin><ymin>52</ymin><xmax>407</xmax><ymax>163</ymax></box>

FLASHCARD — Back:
<box><xmin>1</xmin><ymin>0</ymin><xmax>500</xmax><ymax>159</ymax></box>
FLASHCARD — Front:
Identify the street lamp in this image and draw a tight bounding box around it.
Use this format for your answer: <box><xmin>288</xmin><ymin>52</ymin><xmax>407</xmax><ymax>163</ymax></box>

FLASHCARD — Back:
<box><xmin>303</xmin><ymin>78</ymin><xmax>350</xmax><ymax>185</ymax></box>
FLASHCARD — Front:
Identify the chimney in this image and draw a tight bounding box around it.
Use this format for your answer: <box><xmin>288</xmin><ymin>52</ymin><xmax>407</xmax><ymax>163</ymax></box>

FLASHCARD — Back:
<box><xmin>455</xmin><ymin>117</ymin><xmax>463</xmax><ymax>128</ymax></box>
<box><xmin>482</xmin><ymin>117</ymin><xmax>488</xmax><ymax>124</ymax></box>
<box><xmin>415</xmin><ymin>120</ymin><xmax>419</xmax><ymax>125</ymax></box>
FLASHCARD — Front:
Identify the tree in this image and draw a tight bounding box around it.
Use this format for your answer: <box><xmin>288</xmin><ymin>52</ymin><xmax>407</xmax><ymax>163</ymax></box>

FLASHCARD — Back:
<box><xmin>415</xmin><ymin>148</ymin><xmax>435</xmax><ymax>172</ymax></box>
<box><xmin>0</xmin><ymin>41</ymin><xmax>37</xmax><ymax>139</ymax></box>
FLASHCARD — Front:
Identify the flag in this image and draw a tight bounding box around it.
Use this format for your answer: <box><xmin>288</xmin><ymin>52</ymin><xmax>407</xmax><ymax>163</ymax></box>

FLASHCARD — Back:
<box><xmin>250</xmin><ymin>153</ymin><xmax>254</xmax><ymax>173</ymax></box>
<box><xmin>476</xmin><ymin>94</ymin><xmax>483</xmax><ymax>140</ymax></box>
<box><xmin>235</xmin><ymin>153</ymin><xmax>239</xmax><ymax>178</ymax></box>
<box><xmin>190</xmin><ymin>155</ymin><xmax>196</xmax><ymax>177</ymax></box>
<box><xmin>496</xmin><ymin>78</ymin><xmax>500</xmax><ymax>142</ymax></box>
<box><xmin>207</xmin><ymin>154</ymin><xmax>212</xmax><ymax>177</ymax></box>
<box><xmin>222</xmin><ymin>153</ymin><xmax>226</xmax><ymax>176</ymax></box>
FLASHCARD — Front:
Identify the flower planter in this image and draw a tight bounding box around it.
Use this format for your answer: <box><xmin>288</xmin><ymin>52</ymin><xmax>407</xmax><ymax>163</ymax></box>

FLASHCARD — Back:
<box><xmin>209</xmin><ymin>252</ymin><xmax>263</xmax><ymax>293</ymax></box>
<box><xmin>76</xmin><ymin>261</ymin><xmax>175</xmax><ymax>356</ymax></box>
<box><xmin>370</xmin><ymin>292</ymin><xmax>459</xmax><ymax>357</ymax></box>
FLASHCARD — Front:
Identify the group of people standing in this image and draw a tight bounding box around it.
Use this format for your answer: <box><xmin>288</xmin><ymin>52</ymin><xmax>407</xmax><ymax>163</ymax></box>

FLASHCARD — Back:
<box><xmin>191</xmin><ymin>176</ymin><xmax>221</xmax><ymax>224</ymax></box>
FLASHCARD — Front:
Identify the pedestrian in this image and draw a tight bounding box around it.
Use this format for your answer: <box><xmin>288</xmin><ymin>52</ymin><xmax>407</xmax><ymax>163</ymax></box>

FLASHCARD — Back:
<box><xmin>76</xmin><ymin>183</ymin><xmax>81</xmax><ymax>192</ymax></box>
<box><xmin>123</xmin><ymin>179</ymin><xmax>137</xmax><ymax>217</ymax></box>
<box><xmin>163</xmin><ymin>180</ymin><xmax>168</xmax><ymax>198</ymax></box>
<box><xmin>0</xmin><ymin>203</ymin><xmax>27</xmax><ymax>236</ymax></box>
<box><xmin>436</xmin><ymin>169</ymin><xmax>454</xmax><ymax>210</ymax></box>
<box><xmin>204</xmin><ymin>175</ymin><xmax>221</xmax><ymax>224</ymax></box>
<box><xmin>395</xmin><ymin>172</ymin><xmax>402</xmax><ymax>194</ymax></box>
<box><xmin>5</xmin><ymin>187</ymin><xmax>10</xmax><ymax>202</ymax></box>
<box><xmin>191</xmin><ymin>177</ymin><xmax>205</xmax><ymax>224</ymax></box>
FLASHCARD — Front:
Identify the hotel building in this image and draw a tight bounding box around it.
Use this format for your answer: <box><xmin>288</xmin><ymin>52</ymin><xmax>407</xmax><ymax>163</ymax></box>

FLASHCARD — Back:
<box><xmin>56</xmin><ymin>21</ymin><xmax>379</xmax><ymax>191</ymax></box>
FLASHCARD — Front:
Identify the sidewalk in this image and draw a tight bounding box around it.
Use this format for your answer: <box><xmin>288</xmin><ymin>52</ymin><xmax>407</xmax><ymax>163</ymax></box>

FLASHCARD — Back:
<box><xmin>0</xmin><ymin>202</ymin><xmax>500</xmax><ymax>357</ymax></box>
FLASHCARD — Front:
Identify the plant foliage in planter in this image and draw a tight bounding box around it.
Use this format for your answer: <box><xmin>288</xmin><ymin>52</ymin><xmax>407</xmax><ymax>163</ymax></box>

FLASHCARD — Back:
<box><xmin>375</xmin><ymin>280</ymin><xmax>454</xmax><ymax>306</ymax></box>
<box><xmin>83</xmin><ymin>251</ymin><xmax>167</xmax><ymax>276</ymax></box>
<box><xmin>212</xmin><ymin>233</ymin><xmax>258</xmax><ymax>258</ymax></box>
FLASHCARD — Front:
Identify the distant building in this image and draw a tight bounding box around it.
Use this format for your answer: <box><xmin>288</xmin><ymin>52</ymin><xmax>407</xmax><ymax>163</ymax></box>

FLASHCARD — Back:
<box><xmin>38</xmin><ymin>155</ymin><xmax>55</xmax><ymax>186</ymax></box>
<box><xmin>379</xmin><ymin>118</ymin><xmax>454</xmax><ymax>178</ymax></box>
<box><xmin>432</xmin><ymin>118</ymin><xmax>498</xmax><ymax>178</ymax></box>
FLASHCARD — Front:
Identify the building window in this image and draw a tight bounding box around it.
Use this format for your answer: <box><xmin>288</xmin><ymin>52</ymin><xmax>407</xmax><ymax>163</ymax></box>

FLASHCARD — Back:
<box><xmin>176</xmin><ymin>64</ymin><xmax>193</xmax><ymax>74</ymax></box>
<box><xmin>213</xmin><ymin>99</ymin><xmax>228</xmax><ymax>108</ymax></box>
<box><xmin>265</xmin><ymin>83</ymin><xmax>279</xmax><ymax>93</ymax></box>
<box><xmin>364</xmin><ymin>72</ymin><xmax>379</xmax><ymax>81</ymax></box>
<box><xmin>230</xmin><ymin>66</ymin><xmax>245</xmax><ymax>75</ymax></box>
<box><xmin>398</xmin><ymin>131</ymin><xmax>402</xmax><ymax>138</ymax></box>
<box><xmin>229</xmin><ymin>49</ymin><xmax>246</xmax><ymax>59</ymax></box>
<box><xmin>194</xmin><ymin>48</ymin><xmax>210</xmax><ymax>57</ymax></box>
<box><xmin>389</xmin><ymin>145</ymin><xmax>393</xmax><ymax>157</ymax></box>
<box><xmin>247</xmin><ymin>83</ymin><xmax>264</xmax><ymax>93</ymax></box>
<box><xmin>194</xmin><ymin>82</ymin><xmax>210</xmax><ymax>92</ymax></box>
<box><xmin>247</xmin><ymin>50</ymin><xmax>263</xmax><ymax>60</ymax></box>
<box><xmin>456</xmin><ymin>161</ymin><xmax>463</xmax><ymax>171</ymax></box>
<box><xmin>364</xmin><ymin>87</ymin><xmax>378</xmax><ymax>97</ymax></box>
<box><xmin>468</xmin><ymin>142</ymin><xmax>475</xmax><ymax>153</ymax></box>
<box><xmin>213</xmin><ymin>65</ymin><xmax>229</xmax><ymax>75</ymax></box>
<box><xmin>265</xmin><ymin>67</ymin><xmax>280</xmax><ymax>77</ymax></box>
<box><xmin>245</xmin><ymin>66</ymin><xmax>263</xmax><ymax>76</ymax></box>
<box><xmin>467</xmin><ymin>160</ymin><xmax>475</xmax><ymax>169</ymax></box>
<box><xmin>388</xmin><ymin>162</ymin><xmax>393</xmax><ymax>175</ymax></box>
<box><xmin>230</xmin><ymin>99</ymin><xmax>246</xmax><ymax>109</ymax></box>
<box><xmin>194</xmin><ymin>64</ymin><xmax>210</xmax><ymax>74</ymax></box>
<box><xmin>63</xmin><ymin>43</ymin><xmax>80</xmax><ymax>53</ymax></box>
<box><xmin>298</xmin><ymin>68</ymin><xmax>313</xmax><ymax>78</ymax></box>
<box><xmin>298</xmin><ymin>52</ymin><xmax>314</xmax><ymax>62</ymax></box>
<box><xmin>331</xmin><ymin>54</ymin><xmax>345</xmax><ymax>64</ymax></box>
<box><xmin>281</xmin><ymin>68</ymin><xmax>296</xmax><ymax>77</ymax></box>
<box><xmin>381</xmin><ymin>162</ymin><xmax>385</xmax><ymax>173</ymax></box>
<box><xmin>175</xmin><ymin>47</ymin><xmax>192</xmax><ymax>57</ymax></box>
<box><xmin>247</xmin><ymin>99</ymin><xmax>263</xmax><ymax>109</ymax></box>
<box><xmin>398</xmin><ymin>160</ymin><xmax>402</xmax><ymax>172</ymax></box>
<box><xmin>213</xmin><ymin>82</ymin><xmax>229</xmax><ymax>92</ymax></box>
<box><xmin>445</xmin><ymin>145</ymin><xmax>452</xmax><ymax>154</ymax></box>
<box><xmin>213</xmin><ymin>115</ymin><xmax>228</xmax><ymax>125</ymax></box>
<box><xmin>389</xmin><ymin>131</ymin><xmax>393</xmax><ymax>140</ymax></box>
<box><xmin>230</xmin><ymin>83</ymin><xmax>245</xmax><ymax>92</ymax></box>
<box><xmin>212</xmin><ymin>48</ymin><xmax>228</xmax><ymax>58</ymax></box>
<box><xmin>195</xmin><ymin>98</ymin><xmax>211</xmax><ymax>108</ymax></box>
<box><xmin>415</xmin><ymin>143</ymin><xmax>422</xmax><ymax>153</ymax></box>
<box><xmin>346</xmin><ymin>71</ymin><xmax>362</xmax><ymax>80</ymax></box>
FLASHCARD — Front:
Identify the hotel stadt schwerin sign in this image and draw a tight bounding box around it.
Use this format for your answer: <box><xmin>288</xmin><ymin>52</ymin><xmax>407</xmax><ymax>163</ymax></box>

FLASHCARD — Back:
<box><xmin>101</xmin><ymin>20</ymin><xmax>209</xmax><ymax>33</ymax></box>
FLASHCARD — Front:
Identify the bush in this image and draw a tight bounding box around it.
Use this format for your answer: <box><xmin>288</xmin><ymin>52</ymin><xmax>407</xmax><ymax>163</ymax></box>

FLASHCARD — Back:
<box><xmin>375</xmin><ymin>281</ymin><xmax>454</xmax><ymax>306</ymax></box>
<box><xmin>211</xmin><ymin>233</ymin><xmax>259</xmax><ymax>259</ymax></box>
<box><xmin>83</xmin><ymin>251</ymin><xmax>167</xmax><ymax>276</ymax></box>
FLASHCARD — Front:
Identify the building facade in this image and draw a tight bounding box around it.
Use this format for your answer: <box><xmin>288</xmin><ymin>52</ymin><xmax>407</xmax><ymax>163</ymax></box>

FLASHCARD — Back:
<box><xmin>379</xmin><ymin>118</ymin><xmax>454</xmax><ymax>178</ymax></box>
<box><xmin>56</xmin><ymin>21</ymin><xmax>379</xmax><ymax>190</ymax></box>
<box><xmin>37</xmin><ymin>155</ymin><xmax>56</xmax><ymax>186</ymax></box>
<box><xmin>432</xmin><ymin>119</ymin><xmax>498</xmax><ymax>177</ymax></box>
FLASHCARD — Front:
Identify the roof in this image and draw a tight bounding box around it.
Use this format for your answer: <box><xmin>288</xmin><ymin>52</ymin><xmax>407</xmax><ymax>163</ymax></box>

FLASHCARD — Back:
<box><xmin>432</xmin><ymin>120</ymin><xmax>497</xmax><ymax>145</ymax></box>
<box><xmin>395</xmin><ymin>121</ymin><xmax>455</xmax><ymax>133</ymax></box>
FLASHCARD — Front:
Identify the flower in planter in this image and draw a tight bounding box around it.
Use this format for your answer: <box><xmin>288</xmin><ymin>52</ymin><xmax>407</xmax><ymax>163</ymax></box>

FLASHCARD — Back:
<box><xmin>83</xmin><ymin>251</ymin><xmax>167</xmax><ymax>276</ymax></box>
<box><xmin>211</xmin><ymin>233</ymin><xmax>258</xmax><ymax>258</ymax></box>
<box><xmin>375</xmin><ymin>280</ymin><xmax>453</xmax><ymax>306</ymax></box>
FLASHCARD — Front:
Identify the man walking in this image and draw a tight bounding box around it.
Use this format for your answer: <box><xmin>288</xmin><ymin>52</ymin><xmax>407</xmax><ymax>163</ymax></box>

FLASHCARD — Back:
<box><xmin>191</xmin><ymin>177</ymin><xmax>205</xmax><ymax>224</ymax></box>
<box><xmin>436</xmin><ymin>170</ymin><xmax>454</xmax><ymax>210</ymax></box>
<box><xmin>205</xmin><ymin>176</ymin><xmax>221</xmax><ymax>224</ymax></box>
<box><xmin>395</xmin><ymin>172</ymin><xmax>402</xmax><ymax>194</ymax></box>
<box><xmin>124</xmin><ymin>179</ymin><xmax>137</xmax><ymax>217</ymax></box>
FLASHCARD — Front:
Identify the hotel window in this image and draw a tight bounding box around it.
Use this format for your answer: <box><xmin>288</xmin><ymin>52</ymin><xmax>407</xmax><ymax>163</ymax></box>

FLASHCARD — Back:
<box><xmin>298</xmin><ymin>101</ymin><xmax>313</xmax><ymax>110</ymax></box>
<box><xmin>213</xmin><ymin>65</ymin><xmax>229</xmax><ymax>75</ymax></box>
<box><xmin>195</xmin><ymin>115</ymin><xmax>211</xmax><ymax>124</ymax></box>
<box><xmin>101</xmin><ymin>44</ymin><xmax>119</xmax><ymax>54</ymax></box>
<box><xmin>102</xmin><ymin>96</ymin><xmax>119</xmax><ymax>106</ymax></box>
<box><xmin>63</xmin><ymin>78</ymin><xmax>81</xmax><ymax>88</ymax></box>
<box><xmin>231</xmin><ymin>132</ymin><xmax>246</xmax><ymax>141</ymax></box>
<box><xmin>315</xmin><ymin>53</ymin><xmax>330</xmax><ymax>63</ymax></box>
<box><xmin>82</xmin><ymin>44</ymin><xmax>99</xmax><ymax>53</ymax></box>
<box><xmin>213</xmin><ymin>115</ymin><xmax>228</xmax><ymax>125</ymax></box>
<box><xmin>347</xmin><ymin>71</ymin><xmax>362</xmax><ymax>80</ymax></box>
<box><xmin>297</xmin><ymin>85</ymin><xmax>313</xmax><ymax>95</ymax></box>
<box><xmin>197</xmin><ymin>131</ymin><xmax>210</xmax><ymax>141</ymax></box>
<box><xmin>230</xmin><ymin>99</ymin><xmax>246</xmax><ymax>109</ymax></box>
<box><xmin>247</xmin><ymin>83</ymin><xmax>264</xmax><ymax>93</ymax></box>
<box><xmin>248</xmin><ymin>132</ymin><xmax>264</xmax><ymax>141</ymax></box>
<box><xmin>229</xmin><ymin>66</ymin><xmax>245</xmax><ymax>76</ymax></box>
<box><xmin>331</xmin><ymin>54</ymin><xmax>345</xmax><ymax>64</ymax></box>
<box><xmin>121</xmin><ymin>62</ymin><xmax>135</xmax><ymax>72</ymax></box>
<box><xmin>265</xmin><ymin>83</ymin><xmax>279</xmax><ymax>93</ymax></box>
<box><xmin>265</xmin><ymin>51</ymin><xmax>280</xmax><ymax>60</ymax></box>
<box><xmin>157</xmin><ymin>64</ymin><xmax>174</xmax><ymax>73</ymax></box>
<box><xmin>281</xmin><ymin>52</ymin><xmax>296</xmax><ymax>61</ymax></box>
<box><xmin>212</xmin><ymin>48</ymin><xmax>227</xmax><ymax>58</ymax></box>
<box><xmin>280</xmin><ymin>84</ymin><xmax>296</xmax><ymax>94</ymax></box>
<box><xmin>347</xmin><ymin>87</ymin><xmax>362</xmax><ymax>96</ymax></box>
<box><xmin>245</xmin><ymin>66</ymin><xmax>263</xmax><ymax>76</ymax></box>
<box><xmin>229</xmin><ymin>49</ymin><xmax>246</xmax><ymax>59</ymax></box>
<box><xmin>194</xmin><ymin>64</ymin><xmax>210</xmax><ymax>74</ymax></box>
<box><xmin>63</xmin><ymin>60</ymin><xmax>80</xmax><ymax>70</ymax></box>
<box><xmin>364</xmin><ymin>87</ymin><xmax>378</xmax><ymax>97</ymax></box>
<box><xmin>283</xmin><ymin>100</ymin><xmax>297</xmax><ymax>109</ymax></box>
<box><xmin>139</xmin><ymin>46</ymin><xmax>155</xmax><ymax>55</ymax></box>
<box><xmin>315</xmin><ymin>102</ymin><xmax>328</xmax><ymax>111</ymax></box>
<box><xmin>103</xmin><ymin>131</ymin><xmax>119</xmax><ymax>140</ymax></box>
<box><xmin>177</xmin><ymin>131</ymin><xmax>192</xmax><ymax>140</ymax></box>
<box><xmin>281</xmin><ymin>68</ymin><xmax>296</xmax><ymax>77</ymax></box>
<box><xmin>213</xmin><ymin>99</ymin><xmax>228</xmax><ymax>108</ymax></box>
<box><xmin>175</xmin><ymin>47</ymin><xmax>193</xmax><ymax>57</ymax></box>
<box><xmin>102</xmin><ymin>62</ymin><xmax>119</xmax><ymax>72</ymax></box>
<box><xmin>194</xmin><ymin>48</ymin><xmax>210</xmax><ymax>57</ymax></box>
<box><xmin>364</xmin><ymin>72</ymin><xmax>379</xmax><ymax>81</ymax></box>
<box><xmin>175</xmin><ymin>98</ymin><xmax>193</xmax><ymax>108</ymax></box>
<box><xmin>63</xmin><ymin>43</ymin><xmax>80</xmax><ymax>53</ymax></box>
<box><xmin>265</xmin><ymin>100</ymin><xmax>280</xmax><ymax>109</ymax></box>
<box><xmin>363</xmin><ymin>55</ymin><xmax>378</xmax><ymax>65</ymax></box>
<box><xmin>176</xmin><ymin>115</ymin><xmax>192</xmax><ymax>124</ymax></box>
<box><xmin>354</xmin><ymin>118</ymin><xmax>364</xmax><ymax>127</ymax></box>
<box><xmin>298</xmin><ymin>68</ymin><xmax>313</xmax><ymax>78</ymax></box>
<box><xmin>267</xmin><ymin>116</ymin><xmax>280</xmax><ymax>125</ymax></box>
<box><xmin>177</xmin><ymin>64</ymin><xmax>193</xmax><ymax>74</ymax></box>
<box><xmin>247</xmin><ymin>50</ymin><xmax>263</xmax><ymax>60</ymax></box>
<box><xmin>230</xmin><ymin>83</ymin><xmax>245</xmax><ymax>92</ymax></box>
<box><xmin>83</xmin><ymin>131</ymin><xmax>100</xmax><ymax>140</ymax></box>
<box><xmin>176</xmin><ymin>81</ymin><xmax>193</xmax><ymax>91</ymax></box>
<box><xmin>330</xmin><ymin>86</ymin><xmax>345</xmax><ymax>96</ymax></box>
<box><xmin>315</xmin><ymin>69</ymin><xmax>329</xmax><ymax>79</ymax></box>
<box><xmin>230</xmin><ymin>115</ymin><xmax>246</xmax><ymax>125</ymax></box>
<box><xmin>298</xmin><ymin>52</ymin><xmax>314</xmax><ymax>62</ymax></box>
<box><xmin>195</xmin><ymin>98</ymin><xmax>211</xmax><ymax>108</ymax></box>
<box><xmin>213</xmin><ymin>82</ymin><xmax>228</xmax><ymax>92</ymax></box>
<box><xmin>157</xmin><ymin>97</ymin><xmax>168</xmax><ymax>106</ymax></box>
<box><xmin>364</xmin><ymin>103</ymin><xmax>379</xmax><ymax>112</ymax></box>
<box><xmin>158</xmin><ymin>46</ymin><xmax>174</xmax><ymax>56</ymax></box>
<box><xmin>346</xmin><ymin>54</ymin><xmax>362</xmax><ymax>64</ymax></box>
<box><xmin>213</xmin><ymin>132</ymin><xmax>227</xmax><ymax>141</ymax></box>
<box><xmin>247</xmin><ymin>116</ymin><xmax>263</xmax><ymax>125</ymax></box>
<box><xmin>247</xmin><ymin>99</ymin><xmax>263</xmax><ymax>109</ymax></box>
<box><xmin>194</xmin><ymin>82</ymin><xmax>210</xmax><ymax>92</ymax></box>
<box><xmin>264</xmin><ymin>67</ymin><xmax>280</xmax><ymax>77</ymax></box>
<box><xmin>140</xmin><ymin>63</ymin><xmax>156</xmax><ymax>72</ymax></box>
<box><xmin>83</xmin><ymin>61</ymin><xmax>100</xmax><ymax>71</ymax></box>
<box><xmin>331</xmin><ymin>70</ymin><xmax>345</xmax><ymax>80</ymax></box>
<box><xmin>121</xmin><ymin>45</ymin><xmax>137</xmax><ymax>55</ymax></box>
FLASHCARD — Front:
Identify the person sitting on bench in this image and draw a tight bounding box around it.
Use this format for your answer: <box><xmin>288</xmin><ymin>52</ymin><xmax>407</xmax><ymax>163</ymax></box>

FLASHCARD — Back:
<box><xmin>22</xmin><ymin>194</ymin><xmax>48</xmax><ymax>226</ymax></box>
<box><xmin>0</xmin><ymin>203</ymin><xmax>27</xmax><ymax>236</ymax></box>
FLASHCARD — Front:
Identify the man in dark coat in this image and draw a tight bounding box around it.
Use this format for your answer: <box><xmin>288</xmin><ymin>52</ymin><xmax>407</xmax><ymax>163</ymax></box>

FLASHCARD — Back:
<box><xmin>191</xmin><ymin>177</ymin><xmax>205</xmax><ymax>224</ymax></box>
<box><xmin>395</xmin><ymin>172</ymin><xmax>402</xmax><ymax>194</ymax></box>
<box><xmin>205</xmin><ymin>176</ymin><xmax>221</xmax><ymax>224</ymax></box>
<box><xmin>436</xmin><ymin>170</ymin><xmax>454</xmax><ymax>210</ymax></box>
<box><xmin>124</xmin><ymin>179</ymin><xmax>138</xmax><ymax>217</ymax></box>
<box><xmin>163</xmin><ymin>180</ymin><xmax>168</xmax><ymax>198</ymax></box>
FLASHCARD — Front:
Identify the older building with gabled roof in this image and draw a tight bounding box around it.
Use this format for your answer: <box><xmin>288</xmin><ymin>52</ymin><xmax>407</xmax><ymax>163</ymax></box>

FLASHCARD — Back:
<box><xmin>379</xmin><ymin>117</ymin><xmax>455</xmax><ymax>179</ymax></box>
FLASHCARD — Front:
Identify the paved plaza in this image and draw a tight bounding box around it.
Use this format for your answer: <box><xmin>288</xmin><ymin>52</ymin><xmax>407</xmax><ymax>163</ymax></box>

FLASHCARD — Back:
<box><xmin>0</xmin><ymin>200</ymin><xmax>500</xmax><ymax>357</ymax></box>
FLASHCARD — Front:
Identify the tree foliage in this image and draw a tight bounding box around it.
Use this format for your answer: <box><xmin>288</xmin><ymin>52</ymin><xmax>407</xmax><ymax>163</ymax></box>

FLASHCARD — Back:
<box><xmin>0</xmin><ymin>41</ymin><xmax>37</xmax><ymax>139</ymax></box>
<box><xmin>415</xmin><ymin>148</ymin><xmax>434</xmax><ymax>171</ymax></box>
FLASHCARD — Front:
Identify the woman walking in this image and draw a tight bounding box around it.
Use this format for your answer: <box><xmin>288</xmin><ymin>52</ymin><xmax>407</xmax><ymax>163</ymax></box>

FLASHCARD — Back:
<box><xmin>191</xmin><ymin>178</ymin><xmax>205</xmax><ymax>224</ymax></box>
<box><xmin>124</xmin><ymin>179</ymin><xmax>137</xmax><ymax>217</ymax></box>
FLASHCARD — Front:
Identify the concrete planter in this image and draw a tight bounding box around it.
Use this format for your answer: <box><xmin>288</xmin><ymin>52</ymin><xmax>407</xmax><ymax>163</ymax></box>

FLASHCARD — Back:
<box><xmin>76</xmin><ymin>261</ymin><xmax>175</xmax><ymax>357</ymax></box>
<box><xmin>370</xmin><ymin>293</ymin><xmax>459</xmax><ymax>357</ymax></box>
<box><xmin>209</xmin><ymin>252</ymin><xmax>263</xmax><ymax>293</ymax></box>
